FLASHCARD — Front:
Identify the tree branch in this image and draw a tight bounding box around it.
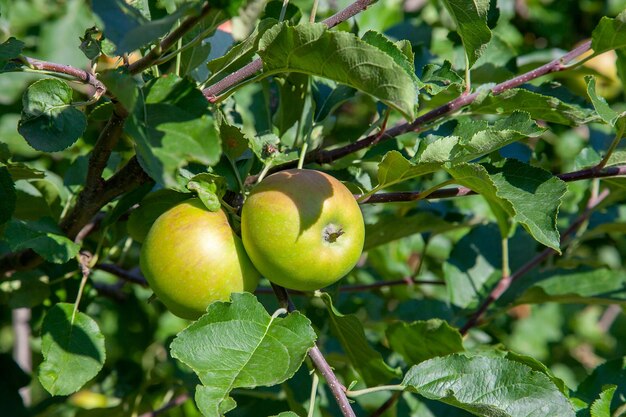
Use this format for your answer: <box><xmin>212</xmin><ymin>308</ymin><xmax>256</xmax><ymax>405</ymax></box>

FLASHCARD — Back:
<box><xmin>13</xmin><ymin>56</ymin><xmax>106</xmax><ymax>100</ymax></box>
<box><xmin>202</xmin><ymin>0</ymin><xmax>378</xmax><ymax>100</ymax></box>
<box><xmin>269</xmin><ymin>40</ymin><xmax>593</xmax><ymax>171</ymax></box>
<box><xmin>270</xmin><ymin>283</ymin><xmax>357</xmax><ymax>417</ymax></box>
<box><xmin>128</xmin><ymin>3</ymin><xmax>215</xmax><ymax>74</ymax></box>
<box><xmin>459</xmin><ymin>188</ymin><xmax>610</xmax><ymax>335</ymax></box>
<box><xmin>360</xmin><ymin>164</ymin><xmax>626</xmax><ymax>204</ymax></box>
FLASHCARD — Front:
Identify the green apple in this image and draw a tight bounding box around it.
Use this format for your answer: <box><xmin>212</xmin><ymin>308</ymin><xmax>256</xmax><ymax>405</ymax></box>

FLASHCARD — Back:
<box><xmin>140</xmin><ymin>199</ymin><xmax>260</xmax><ymax>319</ymax></box>
<box><xmin>241</xmin><ymin>169</ymin><xmax>364</xmax><ymax>291</ymax></box>
<box><xmin>127</xmin><ymin>189</ymin><xmax>189</xmax><ymax>243</ymax></box>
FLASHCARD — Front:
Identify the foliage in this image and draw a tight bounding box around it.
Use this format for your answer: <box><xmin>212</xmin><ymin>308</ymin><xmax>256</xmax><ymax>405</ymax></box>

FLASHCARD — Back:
<box><xmin>1</xmin><ymin>0</ymin><xmax>626</xmax><ymax>416</ymax></box>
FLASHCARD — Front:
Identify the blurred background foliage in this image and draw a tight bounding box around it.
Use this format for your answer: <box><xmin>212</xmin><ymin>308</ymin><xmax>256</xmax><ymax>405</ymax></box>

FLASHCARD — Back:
<box><xmin>1</xmin><ymin>0</ymin><xmax>626</xmax><ymax>416</ymax></box>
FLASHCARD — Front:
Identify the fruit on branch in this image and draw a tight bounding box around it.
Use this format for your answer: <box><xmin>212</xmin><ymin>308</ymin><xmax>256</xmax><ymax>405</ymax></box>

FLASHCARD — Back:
<box><xmin>241</xmin><ymin>169</ymin><xmax>365</xmax><ymax>291</ymax></box>
<box><xmin>140</xmin><ymin>199</ymin><xmax>260</xmax><ymax>319</ymax></box>
<box><xmin>127</xmin><ymin>190</ymin><xmax>190</xmax><ymax>243</ymax></box>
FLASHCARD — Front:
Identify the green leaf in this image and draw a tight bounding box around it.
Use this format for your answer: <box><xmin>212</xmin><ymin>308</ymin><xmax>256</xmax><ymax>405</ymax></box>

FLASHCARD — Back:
<box><xmin>402</xmin><ymin>354</ymin><xmax>575</xmax><ymax>417</ymax></box>
<box><xmin>186</xmin><ymin>173</ymin><xmax>227</xmax><ymax>212</ymax></box>
<box><xmin>207</xmin><ymin>18</ymin><xmax>277</xmax><ymax>85</ymax></box>
<box><xmin>321</xmin><ymin>293</ymin><xmax>400</xmax><ymax>386</ymax></box>
<box><xmin>421</xmin><ymin>61</ymin><xmax>464</xmax><ymax>95</ymax></box>
<box><xmin>92</xmin><ymin>0</ymin><xmax>189</xmax><ymax>54</ymax></box>
<box><xmin>440</xmin><ymin>0</ymin><xmax>492</xmax><ymax>67</ymax></box>
<box><xmin>218</xmin><ymin>120</ymin><xmax>250</xmax><ymax>160</ymax></box>
<box><xmin>17</xmin><ymin>79</ymin><xmax>87</xmax><ymax>152</ymax></box>
<box><xmin>0</xmin><ymin>166</ymin><xmax>16</xmax><ymax>224</ymax></box>
<box><xmin>4</xmin><ymin>218</ymin><xmax>80</xmax><ymax>264</ymax></box>
<box><xmin>376</xmin><ymin>150</ymin><xmax>441</xmax><ymax>190</ymax></box>
<box><xmin>590</xmin><ymin>385</ymin><xmax>616</xmax><ymax>417</ymax></box>
<box><xmin>502</xmin><ymin>268</ymin><xmax>626</xmax><ymax>306</ymax></box>
<box><xmin>258</xmin><ymin>22</ymin><xmax>417</xmax><ymax>120</ymax></box>
<box><xmin>0</xmin><ymin>270</ymin><xmax>50</xmax><ymax>309</ymax></box>
<box><xmin>0</xmin><ymin>37</ymin><xmax>24</xmax><ymax>69</ymax></box>
<box><xmin>471</xmin><ymin>88</ymin><xmax>595</xmax><ymax>125</ymax></box>
<box><xmin>386</xmin><ymin>319</ymin><xmax>464</xmax><ymax>365</ymax></box>
<box><xmin>311</xmin><ymin>80</ymin><xmax>357</xmax><ymax>123</ymax></box>
<box><xmin>273</xmin><ymin>72</ymin><xmax>308</xmax><ymax>136</ymax></box>
<box><xmin>99</xmin><ymin>68</ymin><xmax>139</xmax><ymax>112</ymax></box>
<box><xmin>125</xmin><ymin>76</ymin><xmax>221</xmax><ymax>188</ymax></box>
<box><xmin>364</xmin><ymin>211</ymin><xmax>467</xmax><ymax>251</ymax></box>
<box><xmin>591</xmin><ymin>11</ymin><xmax>626</xmax><ymax>56</ymax></box>
<box><xmin>248</xmin><ymin>133</ymin><xmax>299</xmax><ymax>165</ymax></box>
<box><xmin>575</xmin><ymin>357</ymin><xmax>626</xmax><ymax>414</ymax></box>
<box><xmin>39</xmin><ymin>303</ymin><xmax>106</xmax><ymax>396</ymax></box>
<box><xmin>585</xmin><ymin>76</ymin><xmax>623</xmax><ymax>126</ymax></box>
<box><xmin>361</xmin><ymin>30</ymin><xmax>421</xmax><ymax>93</ymax></box>
<box><xmin>170</xmin><ymin>293</ymin><xmax>316</xmax><ymax>417</ymax></box>
<box><xmin>446</xmin><ymin>159</ymin><xmax>566</xmax><ymax>251</ymax></box>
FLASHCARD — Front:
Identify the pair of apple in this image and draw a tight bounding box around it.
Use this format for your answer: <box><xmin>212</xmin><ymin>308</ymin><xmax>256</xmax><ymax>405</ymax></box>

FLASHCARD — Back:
<box><xmin>139</xmin><ymin>169</ymin><xmax>365</xmax><ymax>319</ymax></box>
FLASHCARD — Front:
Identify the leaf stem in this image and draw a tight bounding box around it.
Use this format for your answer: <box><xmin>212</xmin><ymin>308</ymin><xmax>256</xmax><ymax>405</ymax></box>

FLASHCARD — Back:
<box><xmin>345</xmin><ymin>384</ymin><xmax>405</xmax><ymax>397</ymax></box>
<box><xmin>596</xmin><ymin>120</ymin><xmax>626</xmax><ymax>170</ymax></box>
<box><xmin>256</xmin><ymin>162</ymin><xmax>273</xmax><ymax>183</ymax></box>
<box><xmin>279</xmin><ymin>0</ymin><xmax>290</xmax><ymax>22</ymax></box>
<box><xmin>72</xmin><ymin>252</ymin><xmax>92</xmax><ymax>324</ymax></box>
<box><xmin>310</xmin><ymin>0</ymin><xmax>320</xmax><ymax>22</ymax></box>
<box><xmin>308</xmin><ymin>372</ymin><xmax>319</xmax><ymax>417</ymax></box>
<box><xmin>298</xmin><ymin>141</ymin><xmax>309</xmax><ymax>170</ymax></box>
<box><xmin>501</xmin><ymin>236</ymin><xmax>510</xmax><ymax>279</ymax></box>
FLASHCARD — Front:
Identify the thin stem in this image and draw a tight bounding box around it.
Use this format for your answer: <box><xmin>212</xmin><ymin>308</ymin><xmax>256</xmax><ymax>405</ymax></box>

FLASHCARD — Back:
<box><xmin>128</xmin><ymin>2</ymin><xmax>214</xmax><ymax>74</ymax></box>
<box><xmin>175</xmin><ymin>22</ymin><xmax>182</xmax><ymax>76</ymax></box>
<box><xmin>279</xmin><ymin>0</ymin><xmax>290</xmax><ymax>22</ymax></box>
<box><xmin>227</xmin><ymin>156</ymin><xmax>245</xmax><ymax>192</ymax></box>
<box><xmin>346</xmin><ymin>385</ymin><xmax>404</xmax><ymax>397</ymax></box>
<box><xmin>596</xmin><ymin>121</ymin><xmax>626</xmax><ymax>170</ymax></box>
<box><xmin>270</xmin><ymin>283</ymin><xmax>357</xmax><ymax>417</ymax></box>
<box><xmin>310</xmin><ymin>0</ymin><xmax>320</xmax><ymax>22</ymax></box>
<box><xmin>460</xmin><ymin>188</ymin><xmax>610</xmax><ymax>335</ymax></box>
<box><xmin>73</xmin><ymin>252</ymin><xmax>92</xmax><ymax>324</ymax></box>
<box><xmin>257</xmin><ymin>162</ymin><xmax>273</xmax><ymax>183</ymax></box>
<box><xmin>298</xmin><ymin>141</ymin><xmax>309</xmax><ymax>170</ymax></box>
<box><xmin>501</xmin><ymin>237</ymin><xmax>510</xmax><ymax>279</ymax></box>
<box><xmin>202</xmin><ymin>0</ymin><xmax>377</xmax><ymax>100</ymax></box>
<box><xmin>308</xmin><ymin>372</ymin><xmax>320</xmax><ymax>417</ymax></box>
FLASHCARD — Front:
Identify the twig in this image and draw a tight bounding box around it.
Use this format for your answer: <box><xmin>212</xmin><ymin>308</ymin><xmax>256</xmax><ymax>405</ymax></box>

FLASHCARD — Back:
<box><xmin>138</xmin><ymin>393</ymin><xmax>190</xmax><ymax>417</ymax></box>
<box><xmin>359</xmin><ymin>164</ymin><xmax>626</xmax><ymax>204</ymax></box>
<box><xmin>202</xmin><ymin>0</ymin><xmax>377</xmax><ymax>100</ymax></box>
<box><xmin>268</xmin><ymin>40</ymin><xmax>593</xmax><ymax>171</ymax></box>
<box><xmin>459</xmin><ymin>188</ymin><xmax>610</xmax><ymax>335</ymax></box>
<box><xmin>270</xmin><ymin>283</ymin><xmax>357</xmax><ymax>417</ymax></box>
<box><xmin>368</xmin><ymin>391</ymin><xmax>402</xmax><ymax>417</ymax></box>
<box><xmin>598</xmin><ymin>304</ymin><xmax>622</xmax><ymax>332</ymax></box>
<box><xmin>96</xmin><ymin>263</ymin><xmax>148</xmax><ymax>286</ymax></box>
<box><xmin>128</xmin><ymin>3</ymin><xmax>214</xmax><ymax>74</ymax></box>
<box><xmin>13</xmin><ymin>56</ymin><xmax>106</xmax><ymax>100</ymax></box>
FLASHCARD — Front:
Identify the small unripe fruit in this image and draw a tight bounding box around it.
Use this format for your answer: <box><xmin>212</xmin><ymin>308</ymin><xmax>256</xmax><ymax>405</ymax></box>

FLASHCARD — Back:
<box><xmin>241</xmin><ymin>169</ymin><xmax>365</xmax><ymax>291</ymax></box>
<box><xmin>140</xmin><ymin>199</ymin><xmax>259</xmax><ymax>319</ymax></box>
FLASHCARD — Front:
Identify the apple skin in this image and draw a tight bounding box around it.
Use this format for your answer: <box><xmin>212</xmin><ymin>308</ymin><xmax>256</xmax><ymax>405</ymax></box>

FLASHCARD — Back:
<box><xmin>241</xmin><ymin>169</ymin><xmax>365</xmax><ymax>291</ymax></box>
<box><xmin>140</xmin><ymin>199</ymin><xmax>260</xmax><ymax>320</ymax></box>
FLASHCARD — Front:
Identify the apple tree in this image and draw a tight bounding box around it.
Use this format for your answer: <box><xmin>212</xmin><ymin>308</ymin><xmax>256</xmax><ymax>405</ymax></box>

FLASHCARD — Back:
<box><xmin>1</xmin><ymin>0</ymin><xmax>626</xmax><ymax>416</ymax></box>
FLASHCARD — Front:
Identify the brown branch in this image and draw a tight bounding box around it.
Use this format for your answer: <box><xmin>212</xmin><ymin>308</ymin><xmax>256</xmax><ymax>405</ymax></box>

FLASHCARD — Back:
<box><xmin>202</xmin><ymin>0</ymin><xmax>378</xmax><ymax>100</ymax></box>
<box><xmin>271</xmin><ymin>283</ymin><xmax>357</xmax><ymax>417</ymax></box>
<box><xmin>128</xmin><ymin>3</ymin><xmax>214</xmax><ymax>74</ymax></box>
<box><xmin>459</xmin><ymin>188</ymin><xmax>610</xmax><ymax>335</ymax></box>
<box><xmin>13</xmin><ymin>56</ymin><xmax>106</xmax><ymax>100</ymax></box>
<box><xmin>96</xmin><ymin>263</ymin><xmax>148</xmax><ymax>286</ymax></box>
<box><xmin>360</xmin><ymin>164</ymin><xmax>626</xmax><ymax>204</ymax></box>
<box><xmin>267</xmin><ymin>40</ymin><xmax>593</xmax><ymax>171</ymax></box>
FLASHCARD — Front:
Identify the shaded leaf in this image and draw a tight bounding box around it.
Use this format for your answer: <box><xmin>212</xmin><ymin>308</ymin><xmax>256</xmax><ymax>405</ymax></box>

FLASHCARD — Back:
<box><xmin>441</xmin><ymin>0</ymin><xmax>492</xmax><ymax>67</ymax></box>
<box><xmin>273</xmin><ymin>72</ymin><xmax>308</xmax><ymax>136</ymax></box>
<box><xmin>17</xmin><ymin>79</ymin><xmax>87</xmax><ymax>152</ymax></box>
<box><xmin>170</xmin><ymin>293</ymin><xmax>316</xmax><ymax>417</ymax></box>
<box><xmin>321</xmin><ymin>293</ymin><xmax>400</xmax><ymax>386</ymax></box>
<box><xmin>258</xmin><ymin>22</ymin><xmax>417</xmax><ymax>120</ymax></box>
<box><xmin>591</xmin><ymin>11</ymin><xmax>626</xmax><ymax>56</ymax></box>
<box><xmin>402</xmin><ymin>354</ymin><xmax>575</xmax><ymax>417</ymax></box>
<box><xmin>0</xmin><ymin>37</ymin><xmax>24</xmax><ymax>70</ymax></box>
<box><xmin>0</xmin><ymin>270</ymin><xmax>50</xmax><ymax>309</ymax></box>
<box><xmin>575</xmin><ymin>357</ymin><xmax>626</xmax><ymax>414</ymax></box>
<box><xmin>421</xmin><ymin>61</ymin><xmax>464</xmax><ymax>95</ymax></box>
<box><xmin>4</xmin><ymin>218</ymin><xmax>80</xmax><ymax>264</ymax></box>
<box><xmin>39</xmin><ymin>303</ymin><xmax>106</xmax><ymax>396</ymax></box>
<box><xmin>125</xmin><ymin>76</ymin><xmax>221</xmax><ymax>188</ymax></box>
<box><xmin>99</xmin><ymin>68</ymin><xmax>140</xmax><ymax>112</ymax></box>
<box><xmin>312</xmin><ymin>80</ymin><xmax>357</xmax><ymax>122</ymax></box>
<box><xmin>387</xmin><ymin>319</ymin><xmax>464</xmax><ymax>365</ymax></box>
